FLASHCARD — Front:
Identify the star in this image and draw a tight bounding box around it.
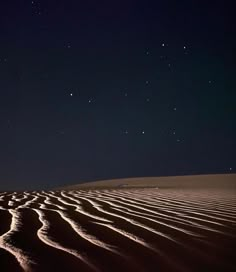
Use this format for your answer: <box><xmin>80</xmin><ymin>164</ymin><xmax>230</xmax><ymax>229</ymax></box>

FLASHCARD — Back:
<box><xmin>145</xmin><ymin>80</ymin><xmax>149</xmax><ymax>84</ymax></box>
<box><xmin>70</xmin><ymin>93</ymin><xmax>73</xmax><ymax>97</ymax></box>
<box><xmin>183</xmin><ymin>46</ymin><xmax>186</xmax><ymax>50</ymax></box>
<box><xmin>146</xmin><ymin>51</ymin><xmax>149</xmax><ymax>55</ymax></box>
<box><xmin>229</xmin><ymin>167</ymin><xmax>232</xmax><ymax>171</ymax></box>
<box><xmin>162</xmin><ymin>43</ymin><xmax>165</xmax><ymax>47</ymax></box>
<box><xmin>208</xmin><ymin>80</ymin><xmax>212</xmax><ymax>84</ymax></box>
<box><xmin>142</xmin><ymin>131</ymin><xmax>145</xmax><ymax>134</ymax></box>
<box><xmin>7</xmin><ymin>120</ymin><xmax>11</xmax><ymax>128</ymax></box>
<box><xmin>173</xmin><ymin>131</ymin><xmax>176</xmax><ymax>135</ymax></box>
<box><xmin>146</xmin><ymin>98</ymin><xmax>150</xmax><ymax>102</ymax></box>
<box><xmin>124</xmin><ymin>93</ymin><xmax>128</xmax><ymax>97</ymax></box>
<box><xmin>173</xmin><ymin>107</ymin><xmax>177</xmax><ymax>111</ymax></box>
<box><xmin>88</xmin><ymin>99</ymin><xmax>92</xmax><ymax>103</ymax></box>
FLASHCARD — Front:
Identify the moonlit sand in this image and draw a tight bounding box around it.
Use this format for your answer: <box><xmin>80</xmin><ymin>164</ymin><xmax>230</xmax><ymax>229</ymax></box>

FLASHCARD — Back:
<box><xmin>0</xmin><ymin>174</ymin><xmax>235</xmax><ymax>272</ymax></box>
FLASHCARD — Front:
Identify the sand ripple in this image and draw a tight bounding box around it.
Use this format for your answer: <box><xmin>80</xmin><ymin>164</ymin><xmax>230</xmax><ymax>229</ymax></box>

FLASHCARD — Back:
<box><xmin>0</xmin><ymin>189</ymin><xmax>235</xmax><ymax>271</ymax></box>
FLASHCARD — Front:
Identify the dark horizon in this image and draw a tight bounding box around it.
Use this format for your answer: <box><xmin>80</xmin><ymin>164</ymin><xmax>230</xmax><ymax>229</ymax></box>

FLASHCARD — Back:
<box><xmin>1</xmin><ymin>0</ymin><xmax>235</xmax><ymax>190</ymax></box>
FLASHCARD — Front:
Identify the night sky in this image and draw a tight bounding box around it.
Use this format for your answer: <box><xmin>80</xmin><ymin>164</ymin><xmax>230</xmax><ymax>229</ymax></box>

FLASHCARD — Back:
<box><xmin>0</xmin><ymin>1</ymin><xmax>235</xmax><ymax>190</ymax></box>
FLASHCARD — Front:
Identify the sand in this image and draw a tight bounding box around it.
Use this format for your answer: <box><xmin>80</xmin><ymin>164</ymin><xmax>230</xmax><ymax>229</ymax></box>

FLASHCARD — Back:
<box><xmin>58</xmin><ymin>174</ymin><xmax>236</xmax><ymax>190</ymax></box>
<box><xmin>0</xmin><ymin>174</ymin><xmax>235</xmax><ymax>271</ymax></box>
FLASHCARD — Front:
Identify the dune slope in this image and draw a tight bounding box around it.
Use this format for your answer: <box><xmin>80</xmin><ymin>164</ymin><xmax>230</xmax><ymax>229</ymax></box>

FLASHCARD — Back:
<box><xmin>0</xmin><ymin>174</ymin><xmax>236</xmax><ymax>271</ymax></box>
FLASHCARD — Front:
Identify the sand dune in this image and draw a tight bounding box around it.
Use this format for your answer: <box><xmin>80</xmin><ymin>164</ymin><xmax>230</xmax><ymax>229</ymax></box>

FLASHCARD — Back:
<box><xmin>0</xmin><ymin>175</ymin><xmax>236</xmax><ymax>271</ymax></box>
<box><xmin>58</xmin><ymin>174</ymin><xmax>236</xmax><ymax>190</ymax></box>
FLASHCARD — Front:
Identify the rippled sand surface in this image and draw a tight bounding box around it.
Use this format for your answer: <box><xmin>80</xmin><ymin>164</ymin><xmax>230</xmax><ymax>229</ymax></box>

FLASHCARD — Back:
<box><xmin>0</xmin><ymin>187</ymin><xmax>236</xmax><ymax>271</ymax></box>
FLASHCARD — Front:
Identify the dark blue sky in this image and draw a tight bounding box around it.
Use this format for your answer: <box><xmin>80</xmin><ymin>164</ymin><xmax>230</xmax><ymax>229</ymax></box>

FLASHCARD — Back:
<box><xmin>0</xmin><ymin>0</ymin><xmax>235</xmax><ymax>190</ymax></box>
